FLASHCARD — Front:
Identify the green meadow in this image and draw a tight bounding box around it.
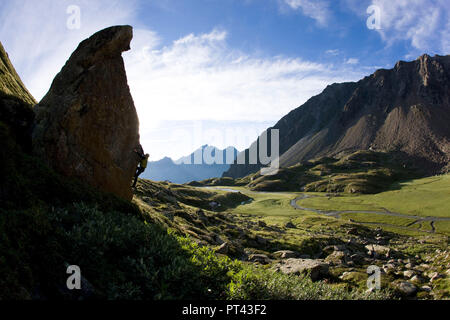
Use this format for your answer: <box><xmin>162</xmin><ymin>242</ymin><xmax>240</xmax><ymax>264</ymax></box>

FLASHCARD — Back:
<box><xmin>299</xmin><ymin>175</ymin><xmax>450</xmax><ymax>218</ymax></box>
<box><xmin>216</xmin><ymin>174</ymin><xmax>450</xmax><ymax>236</ymax></box>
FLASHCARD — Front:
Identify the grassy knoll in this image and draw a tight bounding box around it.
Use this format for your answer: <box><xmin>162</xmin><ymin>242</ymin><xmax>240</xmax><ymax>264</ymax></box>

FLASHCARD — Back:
<box><xmin>220</xmin><ymin>150</ymin><xmax>422</xmax><ymax>194</ymax></box>
<box><xmin>228</xmin><ymin>190</ymin><xmax>300</xmax><ymax>217</ymax></box>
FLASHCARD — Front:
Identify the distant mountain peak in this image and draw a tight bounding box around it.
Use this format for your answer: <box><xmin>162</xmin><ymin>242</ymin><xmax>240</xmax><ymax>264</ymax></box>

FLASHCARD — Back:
<box><xmin>145</xmin><ymin>145</ymin><xmax>239</xmax><ymax>184</ymax></box>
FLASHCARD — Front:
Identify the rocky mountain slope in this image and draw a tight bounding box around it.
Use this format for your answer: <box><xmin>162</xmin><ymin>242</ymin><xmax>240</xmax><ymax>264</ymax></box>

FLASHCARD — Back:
<box><xmin>224</xmin><ymin>54</ymin><xmax>450</xmax><ymax>178</ymax></box>
<box><xmin>33</xmin><ymin>26</ymin><xmax>140</xmax><ymax>200</ymax></box>
<box><xmin>144</xmin><ymin>145</ymin><xmax>238</xmax><ymax>184</ymax></box>
<box><xmin>0</xmin><ymin>41</ymin><xmax>36</xmax><ymax>151</ymax></box>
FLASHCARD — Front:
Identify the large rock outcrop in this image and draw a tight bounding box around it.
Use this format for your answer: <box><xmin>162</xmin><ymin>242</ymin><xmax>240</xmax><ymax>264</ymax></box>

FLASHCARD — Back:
<box><xmin>33</xmin><ymin>26</ymin><xmax>140</xmax><ymax>201</ymax></box>
<box><xmin>224</xmin><ymin>54</ymin><xmax>450</xmax><ymax>178</ymax></box>
<box><xmin>0</xmin><ymin>41</ymin><xmax>36</xmax><ymax>151</ymax></box>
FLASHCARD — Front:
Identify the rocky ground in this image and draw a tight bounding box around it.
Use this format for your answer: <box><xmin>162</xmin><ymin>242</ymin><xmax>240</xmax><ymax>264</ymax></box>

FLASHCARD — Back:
<box><xmin>133</xmin><ymin>179</ymin><xmax>449</xmax><ymax>300</ymax></box>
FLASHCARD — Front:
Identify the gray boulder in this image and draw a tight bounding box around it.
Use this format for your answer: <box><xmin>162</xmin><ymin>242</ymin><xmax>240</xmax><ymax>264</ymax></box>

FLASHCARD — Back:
<box><xmin>273</xmin><ymin>250</ymin><xmax>298</xmax><ymax>259</ymax></box>
<box><xmin>248</xmin><ymin>254</ymin><xmax>271</xmax><ymax>264</ymax></box>
<box><xmin>397</xmin><ymin>281</ymin><xmax>417</xmax><ymax>297</ymax></box>
<box><xmin>276</xmin><ymin>258</ymin><xmax>329</xmax><ymax>281</ymax></box>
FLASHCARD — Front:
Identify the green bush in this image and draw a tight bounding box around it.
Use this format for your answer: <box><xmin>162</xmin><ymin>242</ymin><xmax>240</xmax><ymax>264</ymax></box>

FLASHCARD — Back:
<box><xmin>47</xmin><ymin>203</ymin><xmax>238</xmax><ymax>300</ymax></box>
<box><xmin>227</xmin><ymin>266</ymin><xmax>392</xmax><ymax>300</ymax></box>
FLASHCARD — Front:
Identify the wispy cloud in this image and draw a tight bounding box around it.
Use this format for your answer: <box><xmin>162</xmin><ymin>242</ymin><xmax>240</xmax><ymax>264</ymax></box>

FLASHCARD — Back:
<box><xmin>345</xmin><ymin>58</ymin><xmax>359</xmax><ymax>65</ymax></box>
<box><xmin>325</xmin><ymin>49</ymin><xmax>340</xmax><ymax>56</ymax></box>
<box><xmin>373</xmin><ymin>0</ymin><xmax>448</xmax><ymax>52</ymax></box>
<box><xmin>125</xmin><ymin>28</ymin><xmax>365</xmax><ymax>158</ymax></box>
<box><xmin>0</xmin><ymin>0</ymin><xmax>366</xmax><ymax>159</ymax></box>
<box><xmin>345</xmin><ymin>0</ymin><xmax>450</xmax><ymax>55</ymax></box>
<box><xmin>125</xmin><ymin>28</ymin><xmax>364</xmax><ymax>124</ymax></box>
<box><xmin>283</xmin><ymin>0</ymin><xmax>331</xmax><ymax>26</ymax></box>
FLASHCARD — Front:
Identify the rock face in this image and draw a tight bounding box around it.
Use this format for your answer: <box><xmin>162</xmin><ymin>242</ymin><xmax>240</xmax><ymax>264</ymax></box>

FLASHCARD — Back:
<box><xmin>33</xmin><ymin>26</ymin><xmax>140</xmax><ymax>200</ymax></box>
<box><xmin>0</xmin><ymin>41</ymin><xmax>36</xmax><ymax>151</ymax></box>
<box><xmin>224</xmin><ymin>54</ymin><xmax>450</xmax><ymax>178</ymax></box>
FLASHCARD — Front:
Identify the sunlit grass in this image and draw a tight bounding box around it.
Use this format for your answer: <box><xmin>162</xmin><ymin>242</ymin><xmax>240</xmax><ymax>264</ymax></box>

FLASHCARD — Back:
<box><xmin>299</xmin><ymin>174</ymin><xmax>450</xmax><ymax>218</ymax></box>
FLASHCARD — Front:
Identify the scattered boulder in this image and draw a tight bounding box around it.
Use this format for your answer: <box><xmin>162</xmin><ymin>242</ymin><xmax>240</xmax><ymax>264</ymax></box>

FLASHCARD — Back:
<box><xmin>421</xmin><ymin>285</ymin><xmax>432</xmax><ymax>292</ymax></box>
<box><xmin>405</xmin><ymin>263</ymin><xmax>414</xmax><ymax>269</ymax></box>
<box><xmin>285</xmin><ymin>222</ymin><xmax>296</xmax><ymax>229</ymax></box>
<box><xmin>323</xmin><ymin>245</ymin><xmax>348</xmax><ymax>255</ymax></box>
<box><xmin>215</xmin><ymin>242</ymin><xmax>229</xmax><ymax>255</ymax></box>
<box><xmin>276</xmin><ymin>258</ymin><xmax>329</xmax><ymax>281</ymax></box>
<box><xmin>365</xmin><ymin>244</ymin><xmax>391</xmax><ymax>258</ymax></box>
<box><xmin>397</xmin><ymin>281</ymin><xmax>417</xmax><ymax>297</ymax></box>
<box><xmin>339</xmin><ymin>271</ymin><xmax>366</xmax><ymax>283</ymax></box>
<box><xmin>273</xmin><ymin>250</ymin><xmax>298</xmax><ymax>259</ymax></box>
<box><xmin>325</xmin><ymin>250</ymin><xmax>348</xmax><ymax>266</ymax></box>
<box><xmin>429</xmin><ymin>272</ymin><xmax>443</xmax><ymax>283</ymax></box>
<box><xmin>248</xmin><ymin>254</ymin><xmax>271</xmax><ymax>265</ymax></box>
<box><xmin>33</xmin><ymin>26</ymin><xmax>140</xmax><ymax>201</ymax></box>
<box><xmin>403</xmin><ymin>270</ymin><xmax>416</xmax><ymax>279</ymax></box>
<box><xmin>349</xmin><ymin>253</ymin><xmax>365</xmax><ymax>265</ymax></box>
<box><xmin>382</xmin><ymin>263</ymin><xmax>396</xmax><ymax>275</ymax></box>
<box><xmin>410</xmin><ymin>275</ymin><xmax>424</xmax><ymax>284</ymax></box>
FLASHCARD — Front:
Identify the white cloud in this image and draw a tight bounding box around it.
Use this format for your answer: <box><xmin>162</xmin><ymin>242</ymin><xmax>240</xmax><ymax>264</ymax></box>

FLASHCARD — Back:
<box><xmin>442</xmin><ymin>20</ymin><xmax>450</xmax><ymax>53</ymax></box>
<box><xmin>325</xmin><ymin>49</ymin><xmax>340</xmax><ymax>56</ymax></box>
<box><xmin>125</xmin><ymin>28</ymin><xmax>365</xmax><ymax>159</ymax></box>
<box><xmin>0</xmin><ymin>0</ymin><xmax>138</xmax><ymax>100</ymax></box>
<box><xmin>345</xmin><ymin>58</ymin><xmax>359</xmax><ymax>65</ymax></box>
<box><xmin>284</xmin><ymin>0</ymin><xmax>331</xmax><ymax>26</ymax></box>
<box><xmin>373</xmin><ymin>0</ymin><xmax>445</xmax><ymax>50</ymax></box>
<box><xmin>346</xmin><ymin>0</ymin><xmax>450</xmax><ymax>54</ymax></box>
<box><xmin>0</xmin><ymin>0</ymin><xmax>366</xmax><ymax>159</ymax></box>
<box><xmin>125</xmin><ymin>28</ymin><xmax>363</xmax><ymax>125</ymax></box>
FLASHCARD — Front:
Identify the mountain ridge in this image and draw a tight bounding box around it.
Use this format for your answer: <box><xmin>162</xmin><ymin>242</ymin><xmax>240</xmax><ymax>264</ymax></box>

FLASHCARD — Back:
<box><xmin>224</xmin><ymin>54</ymin><xmax>450</xmax><ymax>178</ymax></box>
<box><xmin>143</xmin><ymin>145</ymin><xmax>238</xmax><ymax>184</ymax></box>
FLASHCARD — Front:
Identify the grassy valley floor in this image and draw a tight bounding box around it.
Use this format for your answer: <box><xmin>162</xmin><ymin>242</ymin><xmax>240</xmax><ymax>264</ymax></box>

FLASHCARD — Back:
<box><xmin>133</xmin><ymin>174</ymin><xmax>449</xmax><ymax>299</ymax></box>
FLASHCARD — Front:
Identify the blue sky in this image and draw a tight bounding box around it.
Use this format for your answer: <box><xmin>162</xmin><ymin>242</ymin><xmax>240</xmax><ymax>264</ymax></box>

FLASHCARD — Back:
<box><xmin>0</xmin><ymin>0</ymin><xmax>449</xmax><ymax>160</ymax></box>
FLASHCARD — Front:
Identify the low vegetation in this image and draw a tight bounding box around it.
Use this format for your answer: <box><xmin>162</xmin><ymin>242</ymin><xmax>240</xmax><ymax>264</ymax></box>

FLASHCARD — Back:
<box><xmin>193</xmin><ymin>150</ymin><xmax>423</xmax><ymax>194</ymax></box>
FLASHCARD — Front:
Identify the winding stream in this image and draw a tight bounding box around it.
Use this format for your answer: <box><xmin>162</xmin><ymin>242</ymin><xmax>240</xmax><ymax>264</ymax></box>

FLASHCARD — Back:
<box><xmin>291</xmin><ymin>194</ymin><xmax>450</xmax><ymax>233</ymax></box>
<box><xmin>201</xmin><ymin>186</ymin><xmax>450</xmax><ymax>233</ymax></box>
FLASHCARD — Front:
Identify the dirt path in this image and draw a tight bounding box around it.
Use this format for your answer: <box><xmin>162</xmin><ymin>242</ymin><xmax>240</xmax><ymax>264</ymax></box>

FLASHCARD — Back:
<box><xmin>290</xmin><ymin>194</ymin><xmax>450</xmax><ymax>233</ymax></box>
